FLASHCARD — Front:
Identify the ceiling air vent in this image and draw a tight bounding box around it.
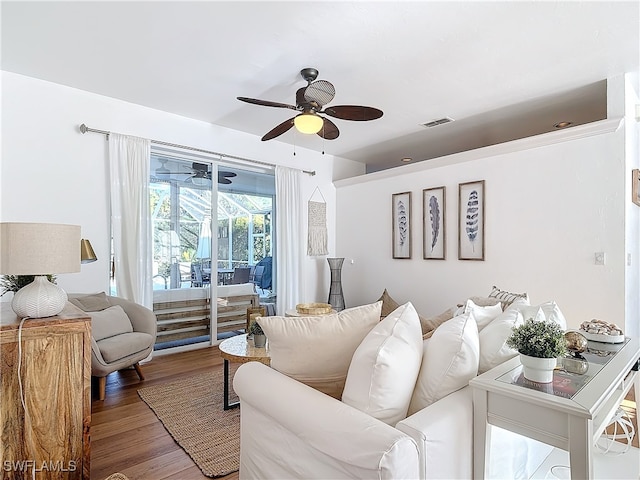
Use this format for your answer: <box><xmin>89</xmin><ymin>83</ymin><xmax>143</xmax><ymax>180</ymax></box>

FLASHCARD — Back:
<box><xmin>421</xmin><ymin>117</ymin><xmax>454</xmax><ymax>128</ymax></box>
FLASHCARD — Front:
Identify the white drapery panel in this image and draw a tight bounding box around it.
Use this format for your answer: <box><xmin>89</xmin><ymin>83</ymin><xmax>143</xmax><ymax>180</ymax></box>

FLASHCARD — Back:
<box><xmin>275</xmin><ymin>166</ymin><xmax>303</xmax><ymax>315</ymax></box>
<box><xmin>108</xmin><ymin>133</ymin><xmax>153</xmax><ymax>309</ymax></box>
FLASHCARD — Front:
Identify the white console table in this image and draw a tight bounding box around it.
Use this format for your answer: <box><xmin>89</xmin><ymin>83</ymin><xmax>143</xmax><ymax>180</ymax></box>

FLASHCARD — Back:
<box><xmin>470</xmin><ymin>337</ymin><xmax>639</xmax><ymax>480</ymax></box>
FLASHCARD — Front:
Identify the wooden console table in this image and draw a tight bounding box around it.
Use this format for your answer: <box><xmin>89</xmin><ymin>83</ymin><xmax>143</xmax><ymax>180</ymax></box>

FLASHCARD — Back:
<box><xmin>1</xmin><ymin>302</ymin><xmax>91</xmax><ymax>479</ymax></box>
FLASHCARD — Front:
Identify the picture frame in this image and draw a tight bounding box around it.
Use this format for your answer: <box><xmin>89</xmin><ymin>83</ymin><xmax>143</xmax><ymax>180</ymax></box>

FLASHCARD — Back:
<box><xmin>392</xmin><ymin>191</ymin><xmax>412</xmax><ymax>259</ymax></box>
<box><xmin>423</xmin><ymin>186</ymin><xmax>446</xmax><ymax>260</ymax></box>
<box><xmin>458</xmin><ymin>180</ymin><xmax>485</xmax><ymax>261</ymax></box>
<box><xmin>632</xmin><ymin>169</ymin><xmax>640</xmax><ymax>206</ymax></box>
<box><xmin>246</xmin><ymin>306</ymin><xmax>266</xmax><ymax>333</ymax></box>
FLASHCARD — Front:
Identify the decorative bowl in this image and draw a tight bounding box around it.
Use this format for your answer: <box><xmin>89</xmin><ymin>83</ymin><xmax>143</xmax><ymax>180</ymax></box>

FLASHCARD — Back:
<box><xmin>296</xmin><ymin>303</ymin><xmax>332</xmax><ymax>315</ymax></box>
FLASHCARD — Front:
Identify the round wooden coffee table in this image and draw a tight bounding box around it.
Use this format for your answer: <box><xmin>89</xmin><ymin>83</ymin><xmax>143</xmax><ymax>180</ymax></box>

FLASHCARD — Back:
<box><xmin>219</xmin><ymin>334</ymin><xmax>270</xmax><ymax>409</ymax></box>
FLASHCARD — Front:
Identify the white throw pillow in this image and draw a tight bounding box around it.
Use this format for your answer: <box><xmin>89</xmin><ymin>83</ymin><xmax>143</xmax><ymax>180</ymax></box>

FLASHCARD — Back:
<box><xmin>408</xmin><ymin>312</ymin><xmax>480</xmax><ymax>415</ymax></box>
<box><xmin>529</xmin><ymin>301</ymin><xmax>566</xmax><ymax>329</ymax></box>
<box><xmin>478</xmin><ymin>308</ymin><xmax>524</xmax><ymax>374</ymax></box>
<box><xmin>505</xmin><ymin>296</ymin><xmax>530</xmax><ymax>311</ymax></box>
<box><xmin>342</xmin><ymin>302</ymin><xmax>423</xmax><ymax>426</ymax></box>
<box><xmin>512</xmin><ymin>300</ymin><xmax>565</xmax><ymax>327</ymax></box>
<box><xmin>464</xmin><ymin>298</ymin><xmax>503</xmax><ymax>331</ymax></box>
<box><xmin>257</xmin><ymin>301</ymin><xmax>382</xmax><ymax>398</ymax></box>
<box><xmin>90</xmin><ymin>305</ymin><xmax>133</xmax><ymax>341</ymax></box>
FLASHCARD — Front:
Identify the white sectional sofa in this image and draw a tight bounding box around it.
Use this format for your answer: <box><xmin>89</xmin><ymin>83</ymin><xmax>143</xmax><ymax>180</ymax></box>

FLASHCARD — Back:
<box><xmin>234</xmin><ymin>289</ymin><xmax>565</xmax><ymax>479</ymax></box>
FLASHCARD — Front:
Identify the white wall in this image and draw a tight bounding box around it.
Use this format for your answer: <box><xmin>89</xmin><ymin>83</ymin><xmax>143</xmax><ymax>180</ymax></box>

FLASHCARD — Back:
<box><xmin>1</xmin><ymin>71</ymin><xmax>364</xmax><ymax>302</ymax></box>
<box><xmin>623</xmin><ymin>74</ymin><xmax>640</xmax><ymax>338</ymax></box>
<box><xmin>335</xmin><ymin>118</ymin><xmax>637</xmax><ymax>333</ymax></box>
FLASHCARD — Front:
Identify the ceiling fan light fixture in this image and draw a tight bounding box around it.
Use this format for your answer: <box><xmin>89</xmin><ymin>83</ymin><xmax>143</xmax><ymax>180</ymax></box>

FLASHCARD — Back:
<box><xmin>294</xmin><ymin>113</ymin><xmax>324</xmax><ymax>134</ymax></box>
<box><xmin>190</xmin><ymin>176</ymin><xmax>211</xmax><ymax>188</ymax></box>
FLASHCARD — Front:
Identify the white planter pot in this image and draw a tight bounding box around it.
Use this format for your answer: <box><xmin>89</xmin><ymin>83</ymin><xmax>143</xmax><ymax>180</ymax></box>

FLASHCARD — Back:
<box><xmin>519</xmin><ymin>354</ymin><xmax>557</xmax><ymax>383</ymax></box>
<box><xmin>253</xmin><ymin>334</ymin><xmax>267</xmax><ymax>348</ymax></box>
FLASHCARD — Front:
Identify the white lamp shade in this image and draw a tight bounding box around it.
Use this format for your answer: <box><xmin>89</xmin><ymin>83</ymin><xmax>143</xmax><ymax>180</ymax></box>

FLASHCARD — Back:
<box><xmin>0</xmin><ymin>223</ymin><xmax>81</xmax><ymax>275</ymax></box>
<box><xmin>1</xmin><ymin>223</ymin><xmax>80</xmax><ymax>318</ymax></box>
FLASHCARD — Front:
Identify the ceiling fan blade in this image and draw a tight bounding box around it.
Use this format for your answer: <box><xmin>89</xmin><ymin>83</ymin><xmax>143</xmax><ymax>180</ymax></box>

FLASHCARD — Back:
<box><xmin>321</xmin><ymin>105</ymin><xmax>383</xmax><ymax>121</ymax></box>
<box><xmin>317</xmin><ymin>117</ymin><xmax>340</xmax><ymax>140</ymax></box>
<box><xmin>304</xmin><ymin>80</ymin><xmax>335</xmax><ymax>107</ymax></box>
<box><xmin>218</xmin><ymin>171</ymin><xmax>237</xmax><ymax>183</ymax></box>
<box><xmin>237</xmin><ymin>97</ymin><xmax>297</xmax><ymax>110</ymax></box>
<box><xmin>262</xmin><ymin>117</ymin><xmax>295</xmax><ymax>141</ymax></box>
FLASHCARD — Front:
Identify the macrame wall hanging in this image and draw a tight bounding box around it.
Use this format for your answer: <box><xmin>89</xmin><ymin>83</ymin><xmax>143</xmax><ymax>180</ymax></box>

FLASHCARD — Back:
<box><xmin>307</xmin><ymin>187</ymin><xmax>328</xmax><ymax>256</ymax></box>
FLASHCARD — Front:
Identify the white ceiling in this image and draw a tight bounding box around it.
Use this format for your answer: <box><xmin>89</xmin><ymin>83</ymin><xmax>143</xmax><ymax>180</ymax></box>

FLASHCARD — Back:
<box><xmin>2</xmin><ymin>1</ymin><xmax>638</xmax><ymax>172</ymax></box>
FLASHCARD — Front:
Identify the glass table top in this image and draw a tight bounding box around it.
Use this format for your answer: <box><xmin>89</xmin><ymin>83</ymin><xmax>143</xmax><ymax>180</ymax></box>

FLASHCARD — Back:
<box><xmin>496</xmin><ymin>339</ymin><xmax>629</xmax><ymax>399</ymax></box>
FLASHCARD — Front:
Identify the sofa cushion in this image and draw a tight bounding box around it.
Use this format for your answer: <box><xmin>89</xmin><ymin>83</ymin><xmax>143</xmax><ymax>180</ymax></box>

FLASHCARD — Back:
<box><xmin>478</xmin><ymin>308</ymin><xmax>524</xmax><ymax>374</ymax></box>
<box><xmin>69</xmin><ymin>291</ymin><xmax>111</xmax><ymax>312</ymax></box>
<box><xmin>421</xmin><ymin>306</ymin><xmax>458</xmax><ymax>339</ymax></box>
<box><xmin>408</xmin><ymin>311</ymin><xmax>480</xmax><ymax>415</ymax></box>
<box><xmin>488</xmin><ymin>285</ymin><xmax>529</xmax><ymax>309</ymax></box>
<box><xmin>257</xmin><ymin>301</ymin><xmax>382</xmax><ymax>398</ymax></box>
<box><xmin>378</xmin><ymin>289</ymin><xmax>400</xmax><ymax>318</ymax></box>
<box><xmin>342</xmin><ymin>302</ymin><xmax>423</xmax><ymax>426</ymax></box>
<box><xmin>517</xmin><ymin>301</ymin><xmax>567</xmax><ymax>329</ymax></box>
<box><xmin>89</xmin><ymin>305</ymin><xmax>134</xmax><ymax>341</ymax></box>
<box><xmin>97</xmin><ymin>331</ymin><xmax>153</xmax><ymax>363</ymax></box>
<box><xmin>377</xmin><ymin>288</ymin><xmax>433</xmax><ymax>336</ymax></box>
<box><xmin>463</xmin><ymin>298</ymin><xmax>502</xmax><ymax>331</ymax></box>
<box><xmin>468</xmin><ymin>296</ymin><xmax>502</xmax><ymax>307</ymax></box>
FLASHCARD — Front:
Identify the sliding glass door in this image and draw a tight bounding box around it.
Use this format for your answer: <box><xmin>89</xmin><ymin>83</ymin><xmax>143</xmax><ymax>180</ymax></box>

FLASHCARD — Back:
<box><xmin>148</xmin><ymin>149</ymin><xmax>275</xmax><ymax>351</ymax></box>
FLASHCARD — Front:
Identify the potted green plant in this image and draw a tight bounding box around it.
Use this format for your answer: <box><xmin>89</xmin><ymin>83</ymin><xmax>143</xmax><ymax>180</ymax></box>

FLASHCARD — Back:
<box><xmin>1</xmin><ymin>275</ymin><xmax>56</xmax><ymax>296</ymax></box>
<box><xmin>506</xmin><ymin>318</ymin><xmax>567</xmax><ymax>383</ymax></box>
<box><xmin>249</xmin><ymin>319</ymin><xmax>267</xmax><ymax>348</ymax></box>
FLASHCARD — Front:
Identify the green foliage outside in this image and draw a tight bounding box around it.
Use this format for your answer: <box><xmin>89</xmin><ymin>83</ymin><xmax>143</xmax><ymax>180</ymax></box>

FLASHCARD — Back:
<box><xmin>150</xmin><ymin>182</ymin><xmax>272</xmax><ymax>276</ymax></box>
<box><xmin>0</xmin><ymin>275</ymin><xmax>57</xmax><ymax>296</ymax></box>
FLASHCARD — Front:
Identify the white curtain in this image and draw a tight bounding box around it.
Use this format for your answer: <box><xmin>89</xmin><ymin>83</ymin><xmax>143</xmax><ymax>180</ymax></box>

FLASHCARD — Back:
<box><xmin>275</xmin><ymin>166</ymin><xmax>303</xmax><ymax>315</ymax></box>
<box><xmin>109</xmin><ymin>133</ymin><xmax>153</xmax><ymax>309</ymax></box>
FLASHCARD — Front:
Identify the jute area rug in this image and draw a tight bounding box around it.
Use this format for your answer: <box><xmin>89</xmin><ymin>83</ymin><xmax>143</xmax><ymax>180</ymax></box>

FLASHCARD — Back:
<box><xmin>138</xmin><ymin>365</ymin><xmax>240</xmax><ymax>477</ymax></box>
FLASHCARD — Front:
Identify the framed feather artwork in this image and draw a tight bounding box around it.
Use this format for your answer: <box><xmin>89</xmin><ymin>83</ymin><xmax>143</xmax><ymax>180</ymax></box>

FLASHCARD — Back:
<box><xmin>392</xmin><ymin>191</ymin><xmax>412</xmax><ymax>259</ymax></box>
<box><xmin>423</xmin><ymin>186</ymin><xmax>446</xmax><ymax>260</ymax></box>
<box><xmin>632</xmin><ymin>169</ymin><xmax>640</xmax><ymax>206</ymax></box>
<box><xmin>458</xmin><ymin>180</ymin><xmax>485</xmax><ymax>261</ymax></box>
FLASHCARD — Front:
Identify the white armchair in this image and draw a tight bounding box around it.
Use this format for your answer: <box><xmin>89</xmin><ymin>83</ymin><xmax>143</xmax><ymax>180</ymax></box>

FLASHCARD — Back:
<box><xmin>68</xmin><ymin>293</ymin><xmax>157</xmax><ymax>400</ymax></box>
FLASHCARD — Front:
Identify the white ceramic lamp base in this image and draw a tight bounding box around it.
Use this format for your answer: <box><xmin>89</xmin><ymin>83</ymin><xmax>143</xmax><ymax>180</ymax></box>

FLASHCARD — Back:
<box><xmin>11</xmin><ymin>276</ymin><xmax>68</xmax><ymax>318</ymax></box>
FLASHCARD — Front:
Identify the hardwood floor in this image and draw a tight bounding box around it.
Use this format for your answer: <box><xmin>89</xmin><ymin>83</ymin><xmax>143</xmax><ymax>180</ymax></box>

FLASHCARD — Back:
<box><xmin>91</xmin><ymin>346</ymin><xmax>239</xmax><ymax>480</ymax></box>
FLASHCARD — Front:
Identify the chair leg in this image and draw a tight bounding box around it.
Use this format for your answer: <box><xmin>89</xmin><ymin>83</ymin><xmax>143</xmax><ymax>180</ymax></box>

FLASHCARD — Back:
<box><xmin>97</xmin><ymin>376</ymin><xmax>106</xmax><ymax>401</ymax></box>
<box><xmin>133</xmin><ymin>362</ymin><xmax>145</xmax><ymax>381</ymax></box>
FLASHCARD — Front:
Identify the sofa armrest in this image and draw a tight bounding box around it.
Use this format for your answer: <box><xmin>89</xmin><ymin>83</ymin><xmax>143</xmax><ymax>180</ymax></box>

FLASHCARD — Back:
<box><xmin>396</xmin><ymin>386</ymin><xmax>473</xmax><ymax>480</ymax></box>
<box><xmin>233</xmin><ymin>362</ymin><xmax>420</xmax><ymax>480</ymax></box>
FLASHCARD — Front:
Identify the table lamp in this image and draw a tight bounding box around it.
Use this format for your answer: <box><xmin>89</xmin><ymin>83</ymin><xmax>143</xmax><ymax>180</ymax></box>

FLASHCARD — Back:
<box><xmin>0</xmin><ymin>222</ymin><xmax>81</xmax><ymax>318</ymax></box>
